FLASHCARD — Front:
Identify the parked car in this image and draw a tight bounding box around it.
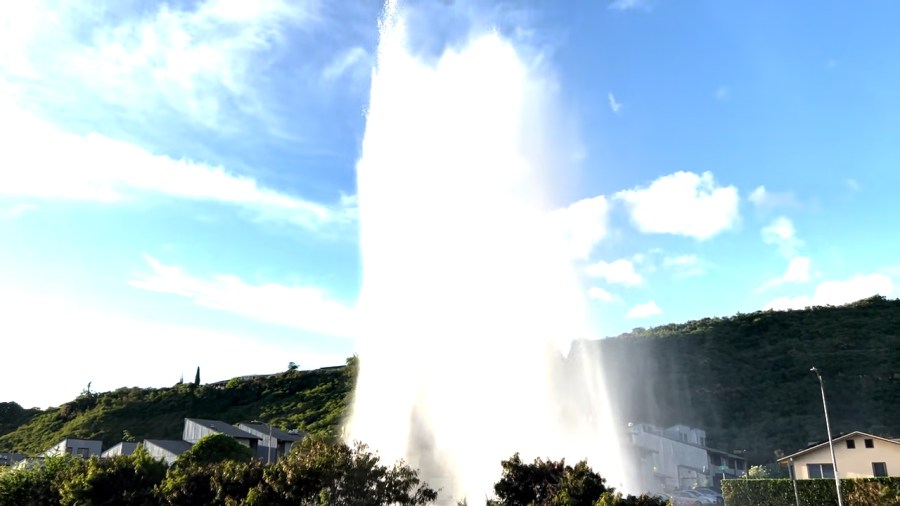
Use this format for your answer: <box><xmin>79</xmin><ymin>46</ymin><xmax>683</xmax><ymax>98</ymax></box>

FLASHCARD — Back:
<box><xmin>673</xmin><ymin>490</ymin><xmax>717</xmax><ymax>506</ymax></box>
<box><xmin>694</xmin><ymin>487</ymin><xmax>724</xmax><ymax>506</ymax></box>
<box><xmin>658</xmin><ymin>493</ymin><xmax>701</xmax><ymax>506</ymax></box>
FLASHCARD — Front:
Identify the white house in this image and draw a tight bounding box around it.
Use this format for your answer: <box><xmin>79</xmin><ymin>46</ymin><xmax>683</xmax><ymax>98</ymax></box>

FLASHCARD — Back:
<box><xmin>777</xmin><ymin>431</ymin><xmax>900</xmax><ymax>479</ymax></box>
<box><xmin>40</xmin><ymin>438</ymin><xmax>103</xmax><ymax>459</ymax></box>
<box><xmin>237</xmin><ymin>422</ymin><xmax>305</xmax><ymax>463</ymax></box>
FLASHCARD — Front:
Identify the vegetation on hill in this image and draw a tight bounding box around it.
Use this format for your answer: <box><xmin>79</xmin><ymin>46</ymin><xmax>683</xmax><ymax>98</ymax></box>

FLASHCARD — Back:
<box><xmin>3</xmin><ymin>297</ymin><xmax>899</xmax><ymax>469</ymax></box>
<box><xmin>578</xmin><ymin>295</ymin><xmax>900</xmax><ymax>464</ymax></box>
<box><xmin>0</xmin><ymin>358</ymin><xmax>356</xmax><ymax>454</ymax></box>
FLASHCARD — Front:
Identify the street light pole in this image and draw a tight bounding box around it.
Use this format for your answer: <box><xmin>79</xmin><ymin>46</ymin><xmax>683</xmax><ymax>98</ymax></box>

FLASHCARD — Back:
<box><xmin>811</xmin><ymin>366</ymin><xmax>842</xmax><ymax>506</ymax></box>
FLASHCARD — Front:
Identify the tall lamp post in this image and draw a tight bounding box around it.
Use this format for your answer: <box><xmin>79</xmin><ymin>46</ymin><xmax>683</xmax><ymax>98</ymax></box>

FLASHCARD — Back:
<box><xmin>810</xmin><ymin>366</ymin><xmax>842</xmax><ymax>506</ymax></box>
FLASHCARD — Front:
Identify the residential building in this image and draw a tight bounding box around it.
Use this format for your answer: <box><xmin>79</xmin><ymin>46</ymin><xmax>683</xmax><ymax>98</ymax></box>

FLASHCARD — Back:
<box><xmin>143</xmin><ymin>439</ymin><xmax>192</xmax><ymax>466</ymax></box>
<box><xmin>0</xmin><ymin>452</ymin><xmax>26</xmax><ymax>467</ymax></box>
<box><xmin>183</xmin><ymin>418</ymin><xmax>261</xmax><ymax>452</ymax></box>
<box><xmin>237</xmin><ymin>422</ymin><xmax>305</xmax><ymax>463</ymax></box>
<box><xmin>777</xmin><ymin>431</ymin><xmax>900</xmax><ymax>479</ymax></box>
<box><xmin>625</xmin><ymin>423</ymin><xmax>746</xmax><ymax>495</ymax></box>
<box><xmin>40</xmin><ymin>438</ymin><xmax>103</xmax><ymax>459</ymax></box>
<box><xmin>101</xmin><ymin>441</ymin><xmax>139</xmax><ymax>458</ymax></box>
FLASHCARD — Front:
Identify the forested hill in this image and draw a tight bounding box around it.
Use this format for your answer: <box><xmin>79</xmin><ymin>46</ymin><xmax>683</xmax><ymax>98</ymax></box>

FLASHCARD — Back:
<box><xmin>0</xmin><ymin>361</ymin><xmax>356</xmax><ymax>454</ymax></box>
<box><xmin>3</xmin><ymin>298</ymin><xmax>899</xmax><ymax>466</ymax></box>
<box><xmin>576</xmin><ymin>295</ymin><xmax>900</xmax><ymax>465</ymax></box>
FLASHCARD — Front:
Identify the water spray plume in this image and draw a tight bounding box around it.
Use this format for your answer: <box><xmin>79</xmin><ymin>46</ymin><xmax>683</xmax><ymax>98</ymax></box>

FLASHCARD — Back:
<box><xmin>348</xmin><ymin>2</ymin><xmax>628</xmax><ymax>502</ymax></box>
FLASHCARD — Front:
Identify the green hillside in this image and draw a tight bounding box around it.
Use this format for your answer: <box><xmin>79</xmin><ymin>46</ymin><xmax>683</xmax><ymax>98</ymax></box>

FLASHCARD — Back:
<box><xmin>3</xmin><ymin>298</ymin><xmax>899</xmax><ymax>467</ymax></box>
<box><xmin>580</xmin><ymin>295</ymin><xmax>900</xmax><ymax>465</ymax></box>
<box><xmin>0</xmin><ymin>359</ymin><xmax>356</xmax><ymax>454</ymax></box>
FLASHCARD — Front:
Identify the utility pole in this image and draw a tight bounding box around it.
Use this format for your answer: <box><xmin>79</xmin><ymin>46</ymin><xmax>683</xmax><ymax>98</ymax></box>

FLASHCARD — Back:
<box><xmin>811</xmin><ymin>366</ymin><xmax>842</xmax><ymax>506</ymax></box>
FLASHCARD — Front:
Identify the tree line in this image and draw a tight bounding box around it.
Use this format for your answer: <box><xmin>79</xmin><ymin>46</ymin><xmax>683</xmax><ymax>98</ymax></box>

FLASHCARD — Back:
<box><xmin>0</xmin><ymin>433</ymin><xmax>668</xmax><ymax>506</ymax></box>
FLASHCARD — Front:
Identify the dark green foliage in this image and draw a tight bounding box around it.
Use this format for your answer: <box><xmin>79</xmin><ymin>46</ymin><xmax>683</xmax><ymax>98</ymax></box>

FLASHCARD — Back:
<box><xmin>596</xmin><ymin>492</ymin><xmax>672</xmax><ymax>506</ymax></box>
<box><xmin>247</xmin><ymin>435</ymin><xmax>437</xmax><ymax>505</ymax></box>
<box><xmin>0</xmin><ymin>403</ymin><xmax>41</xmax><ymax>441</ymax></box>
<box><xmin>722</xmin><ymin>477</ymin><xmax>900</xmax><ymax>506</ymax></box>
<box><xmin>0</xmin><ymin>455</ymin><xmax>79</xmax><ymax>506</ymax></box>
<box><xmin>156</xmin><ymin>459</ymin><xmax>264</xmax><ymax>506</ymax></box>
<box><xmin>488</xmin><ymin>453</ymin><xmax>609</xmax><ymax>506</ymax></box>
<box><xmin>576</xmin><ymin>296</ymin><xmax>900</xmax><ymax>464</ymax></box>
<box><xmin>56</xmin><ymin>447</ymin><xmax>166</xmax><ymax>506</ymax></box>
<box><xmin>0</xmin><ymin>366</ymin><xmax>354</xmax><ymax>454</ymax></box>
<box><xmin>193</xmin><ymin>368</ymin><xmax>200</xmax><ymax>387</ymax></box>
<box><xmin>174</xmin><ymin>434</ymin><xmax>253</xmax><ymax>467</ymax></box>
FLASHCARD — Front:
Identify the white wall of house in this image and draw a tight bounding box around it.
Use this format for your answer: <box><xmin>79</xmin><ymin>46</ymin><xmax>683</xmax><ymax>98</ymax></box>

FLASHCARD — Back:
<box><xmin>788</xmin><ymin>435</ymin><xmax>900</xmax><ymax>479</ymax></box>
<box><xmin>42</xmin><ymin>439</ymin><xmax>102</xmax><ymax>458</ymax></box>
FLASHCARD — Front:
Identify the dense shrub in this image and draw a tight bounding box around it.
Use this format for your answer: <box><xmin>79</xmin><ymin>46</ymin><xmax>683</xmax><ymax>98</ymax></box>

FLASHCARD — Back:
<box><xmin>722</xmin><ymin>477</ymin><xmax>900</xmax><ymax>506</ymax></box>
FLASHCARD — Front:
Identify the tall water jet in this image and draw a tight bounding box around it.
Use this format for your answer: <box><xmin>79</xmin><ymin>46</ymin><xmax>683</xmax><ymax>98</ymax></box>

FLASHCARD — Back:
<box><xmin>348</xmin><ymin>2</ymin><xmax>628</xmax><ymax>502</ymax></box>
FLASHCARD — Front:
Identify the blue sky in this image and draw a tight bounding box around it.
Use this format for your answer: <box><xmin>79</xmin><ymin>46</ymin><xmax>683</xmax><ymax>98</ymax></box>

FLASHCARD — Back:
<box><xmin>2</xmin><ymin>0</ymin><xmax>898</xmax><ymax>408</ymax></box>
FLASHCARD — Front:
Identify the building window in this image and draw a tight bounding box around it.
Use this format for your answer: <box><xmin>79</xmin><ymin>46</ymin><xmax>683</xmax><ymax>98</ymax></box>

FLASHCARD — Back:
<box><xmin>865</xmin><ymin>439</ymin><xmax>874</xmax><ymax>448</ymax></box>
<box><xmin>873</xmin><ymin>462</ymin><xmax>888</xmax><ymax>477</ymax></box>
<box><xmin>807</xmin><ymin>463</ymin><xmax>834</xmax><ymax>479</ymax></box>
<box><xmin>846</xmin><ymin>439</ymin><xmax>855</xmax><ymax>449</ymax></box>
<box><xmin>76</xmin><ymin>448</ymin><xmax>90</xmax><ymax>459</ymax></box>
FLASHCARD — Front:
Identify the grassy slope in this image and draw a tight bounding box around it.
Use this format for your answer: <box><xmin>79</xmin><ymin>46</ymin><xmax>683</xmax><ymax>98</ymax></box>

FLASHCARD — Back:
<box><xmin>0</xmin><ymin>362</ymin><xmax>355</xmax><ymax>454</ymax></box>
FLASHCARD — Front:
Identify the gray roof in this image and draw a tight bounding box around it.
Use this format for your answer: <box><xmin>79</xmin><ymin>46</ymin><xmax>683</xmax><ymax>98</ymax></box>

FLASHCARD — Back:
<box><xmin>239</xmin><ymin>422</ymin><xmax>305</xmax><ymax>442</ymax></box>
<box><xmin>144</xmin><ymin>439</ymin><xmax>192</xmax><ymax>455</ymax></box>
<box><xmin>186</xmin><ymin>418</ymin><xmax>261</xmax><ymax>440</ymax></box>
<box><xmin>101</xmin><ymin>441</ymin><xmax>139</xmax><ymax>457</ymax></box>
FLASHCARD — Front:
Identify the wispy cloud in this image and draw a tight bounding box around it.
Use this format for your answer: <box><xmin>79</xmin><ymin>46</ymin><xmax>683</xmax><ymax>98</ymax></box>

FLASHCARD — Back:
<box><xmin>626</xmin><ymin>300</ymin><xmax>661</xmax><ymax>318</ymax></box>
<box><xmin>586</xmin><ymin>259</ymin><xmax>643</xmax><ymax>286</ymax></box>
<box><xmin>1</xmin><ymin>203</ymin><xmax>37</xmax><ymax>220</ymax></box>
<box><xmin>1</xmin><ymin>0</ymin><xmax>323</xmax><ymax>134</ymax></box>
<box><xmin>130</xmin><ymin>255</ymin><xmax>356</xmax><ymax>338</ymax></box>
<box><xmin>761</xmin><ymin>216</ymin><xmax>802</xmax><ymax>258</ymax></box>
<box><xmin>609</xmin><ymin>0</ymin><xmax>652</xmax><ymax>12</ymax></box>
<box><xmin>764</xmin><ymin>274</ymin><xmax>892</xmax><ymax>311</ymax></box>
<box><xmin>615</xmin><ymin>171</ymin><xmax>739</xmax><ymax>240</ymax></box>
<box><xmin>663</xmin><ymin>254</ymin><xmax>704</xmax><ymax>277</ymax></box>
<box><xmin>0</xmin><ymin>101</ymin><xmax>353</xmax><ymax>231</ymax></box>
<box><xmin>548</xmin><ymin>195</ymin><xmax>609</xmax><ymax>259</ymax></box>
<box><xmin>608</xmin><ymin>92</ymin><xmax>623</xmax><ymax>114</ymax></box>
<box><xmin>748</xmin><ymin>185</ymin><xmax>799</xmax><ymax>212</ymax></box>
<box><xmin>322</xmin><ymin>46</ymin><xmax>371</xmax><ymax>83</ymax></box>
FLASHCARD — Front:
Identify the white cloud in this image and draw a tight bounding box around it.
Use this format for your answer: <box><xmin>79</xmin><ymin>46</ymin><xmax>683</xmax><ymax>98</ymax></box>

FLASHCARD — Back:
<box><xmin>548</xmin><ymin>195</ymin><xmax>609</xmax><ymax>259</ymax></box>
<box><xmin>626</xmin><ymin>300</ymin><xmax>661</xmax><ymax>318</ymax></box>
<box><xmin>761</xmin><ymin>216</ymin><xmax>802</xmax><ymax>257</ymax></box>
<box><xmin>764</xmin><ymin>274</ymin><xmax>893</xmax><ymax>311</ymax></box>
<box><xmin>586</xmin><ymin>259</ymin><xmax>643</xmax><ymax>286</ymax></box>
<box><xmin>715</xmin><ymin>86</ymin><xmax>730</xmax><ymax>101</ymax></box>
<box><xmin>608</xmin><ymin>92</ymin><xmax>623</xmax><ymax>114</ymax></box>
<box><xmin>1</xmin><ymin>0</ymin><xmax>319</xmax><ymax>132</ymax></box>
<box><xmin>615</xmin><ymin>171</ymin><xmax>739</xmax><ymax>240</ymax></box>
<box><xmin>587</xmin><ymin>286</ymin><xmax>616</xmax><ymax>302</ymax></box>
<box><xmin>609</xmin><ymin>0</ymin><xmax>652</xmax><ymax>11</ymax></box>
<box><xmin>130</xmin><ymin>255</ymin><xmax>356</xmax><ymax>338</ymax></box>
<box><xmin>663</xmin><ymin>254</ymin><xmax>704</xmax><ymax>277</ymax></box>
<box><xmin>759</xmin><ymin>256</ymin><xmax>811</xmax><ymax>292</ymax></box>
<box><xmin>0</xmin><ymin>101</ymin><xmax>351</xmax><ymax>230</ymax></box>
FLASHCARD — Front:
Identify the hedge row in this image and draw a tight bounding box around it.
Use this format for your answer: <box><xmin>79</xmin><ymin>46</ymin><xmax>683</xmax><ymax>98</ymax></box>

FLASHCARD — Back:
<box><xmin>722</xmin><ymin>477</ymin><xmax>900</xmax><ymax>506</ymax></box>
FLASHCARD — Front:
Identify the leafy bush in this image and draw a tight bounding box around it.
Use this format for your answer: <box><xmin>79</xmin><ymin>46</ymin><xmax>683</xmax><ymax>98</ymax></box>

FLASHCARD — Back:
<box><xmin>56</xmin><ymin>447</ymin><xmax>166</xmax><ymax>506</ymax></box>
<box><xmin>722</xmin><ymin>477</ymin><xmax>900</xmax><ymax>506</ymax></box>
